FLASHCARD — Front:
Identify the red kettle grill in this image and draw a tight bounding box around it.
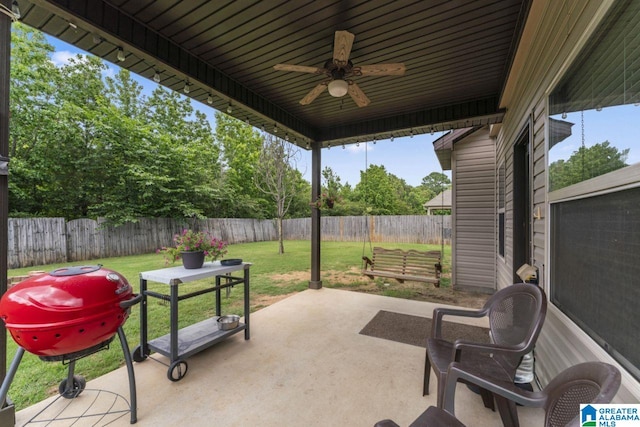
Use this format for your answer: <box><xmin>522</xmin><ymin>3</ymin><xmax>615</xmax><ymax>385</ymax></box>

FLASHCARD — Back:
<box><xmin>0</xmin><ymin>265</ymin><xmax>141</xmax><ymax>424</ymax></box>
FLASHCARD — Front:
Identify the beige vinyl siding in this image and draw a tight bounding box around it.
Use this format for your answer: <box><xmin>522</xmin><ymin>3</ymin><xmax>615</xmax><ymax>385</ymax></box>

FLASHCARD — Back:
<box><xmin>497</xmin><ymin>0</ymin><xmax>640</xmax><ymax>400</ymax></box>
<box><xmin>531</xmin><ymin>99</ymin><xmax>547</xmax><ymax>287</ymax></box>
<box><xmin>496</xmin><ymin>137</ymin><xmax>513</xmax><ymax>288</ymax></box>
<box><xmin>451</xmin><ymin>128</ymin><xmax>496</xmax><ymax>293</ymax></box>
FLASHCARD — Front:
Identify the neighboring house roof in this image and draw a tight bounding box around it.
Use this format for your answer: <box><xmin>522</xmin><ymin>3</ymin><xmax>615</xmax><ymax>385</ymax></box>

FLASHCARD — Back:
<box><xmin>423</xmin><ymin>189</ymin><xmax>452</xmax><ymax>214</ymax></box>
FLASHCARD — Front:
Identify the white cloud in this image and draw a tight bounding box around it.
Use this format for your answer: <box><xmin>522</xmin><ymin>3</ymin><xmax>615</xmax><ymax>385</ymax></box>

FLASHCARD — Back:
<box><xmin>49</xmin><ymin>51</ymin><xmax>117</xmax><ymax>79</ymax></box>
<box><xmin>50</xmin><ymin>50</ymin><xmax>77</xmax><ymax>67</ymax></box>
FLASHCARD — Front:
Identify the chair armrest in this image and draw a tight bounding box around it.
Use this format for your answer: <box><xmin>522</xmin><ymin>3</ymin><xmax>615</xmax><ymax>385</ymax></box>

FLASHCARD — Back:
<box><xmin>452</xmin><ymin>339</ymin><xmax>526</xmax><ymax>357</ymax></box>
<box><xmin>451</xmin><ymin>339</ymin><xmax>532</xmax><ymax>367</ymax></box>
<box><xmin>442</xmin><ymin>362</ymin><xmax>546</xmax><ymax>415</ymax></box>
<box><xmin>431</xmin><ymin>306</ymin><xmax>488</xmax><ymax>339</ymax></box>
<box><xmin>362</xmin><ymin>256</ymin><xmax>373</xmax><ymax>268</ymax></box>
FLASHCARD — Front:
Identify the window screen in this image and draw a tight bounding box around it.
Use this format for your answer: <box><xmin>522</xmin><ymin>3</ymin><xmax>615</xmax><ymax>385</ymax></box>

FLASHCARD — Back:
<box><xmin>548</xmin><ymin>0</ymin><xmax>640</xmax><ymax>192</ymax></box>
<box><xmin>549</xmin><ymin>0</ymin><xmax>640</xmax><ymax>115</ymax></box>
<box><xmin>551</xmin><ymin>186</ymin><xmax>640</xmax><ymax>380</ymax></box>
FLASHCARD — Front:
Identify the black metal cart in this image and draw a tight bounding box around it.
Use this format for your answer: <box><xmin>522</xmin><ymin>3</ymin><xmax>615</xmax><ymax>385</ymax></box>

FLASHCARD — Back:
<box><xmin>133</xmin><ymin>262</ymin><xmax>251</xmax><ymax>381</ymax></box>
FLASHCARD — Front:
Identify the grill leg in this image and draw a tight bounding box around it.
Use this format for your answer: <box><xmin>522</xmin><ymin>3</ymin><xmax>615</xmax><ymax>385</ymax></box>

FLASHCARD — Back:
<box><xmin>0</xmin><ymin>346</ymin><xmax>24</xmax><ymax>407</ymax></box>
<box><xmin>118</xmin><ymin>326</ymin><xmax>137</xmax><ymax>424</ymax></box>
<box><xmin>65</xmin><ymin>360</ymin><xmax>76</xmax><ymax>389</ymax></box>
<box><xmin>58</xmin><ymin>360</ymin><xmax>86</xmax><ymax>399</ymax></box>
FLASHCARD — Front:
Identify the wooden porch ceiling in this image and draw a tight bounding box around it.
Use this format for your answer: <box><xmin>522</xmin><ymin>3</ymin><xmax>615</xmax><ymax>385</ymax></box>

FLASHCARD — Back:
<box><xmin>21</xmin><ymin>0</ymin><xmax>531</xmax><ymax>148</ymax></box>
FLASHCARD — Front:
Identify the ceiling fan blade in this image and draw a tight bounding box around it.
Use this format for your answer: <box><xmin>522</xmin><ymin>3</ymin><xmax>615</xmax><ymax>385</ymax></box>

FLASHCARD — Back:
<box><xmin>356</xmin><ymin>63</ymin><xmax>406</xmax><ymax>76</ymax></box>
<box><xmin>333</xmin><ymin>30</ymin><xmax>355</xmax><ymax>65</ymax></box>
<box><xmin>348</xmin><ymin>82</ymin><xmax>370</xmax><ymax>107</ymax></box>
<box><xmin>300</xmin><ymin>83</ymin><xmax>327</xmax><ymax>105</ymax></box>
<box><xmin>274</xmin><ymin>64</ymin><xmax>325</xmax><ymax>74</ymax></box>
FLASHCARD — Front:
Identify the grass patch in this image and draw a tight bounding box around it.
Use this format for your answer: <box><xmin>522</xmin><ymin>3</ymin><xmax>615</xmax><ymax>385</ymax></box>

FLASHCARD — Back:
<box><xmin>5</xmin><ymin>240</ymin><xmax>457</xmax><ymax>410</ymax></box>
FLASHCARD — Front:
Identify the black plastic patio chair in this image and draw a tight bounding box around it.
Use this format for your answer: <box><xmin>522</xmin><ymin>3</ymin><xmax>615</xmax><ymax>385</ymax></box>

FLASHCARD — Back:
<box><xmin>374</xmin><ymin>361</ymin><xmax>621</xmax><ymax>427</ymax></box>
<box><xmin>423</xmin><ymin>283</ymin><xmax>547</xmax><ymax>426</ymax></box>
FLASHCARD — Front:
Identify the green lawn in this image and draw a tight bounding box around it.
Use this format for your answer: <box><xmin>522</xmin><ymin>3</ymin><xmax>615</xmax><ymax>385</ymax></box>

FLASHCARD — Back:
<box><xmin>5</xmin><ymin>240</ymin><xmax>450</xmax><ymax>410</ymax></box>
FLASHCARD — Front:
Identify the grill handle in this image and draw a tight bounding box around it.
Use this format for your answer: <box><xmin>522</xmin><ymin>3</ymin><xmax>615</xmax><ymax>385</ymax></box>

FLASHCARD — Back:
<box><xmin>119</xmin><ymin>293</ymin><xmax>143</xmax><ymax>309</ymax></box>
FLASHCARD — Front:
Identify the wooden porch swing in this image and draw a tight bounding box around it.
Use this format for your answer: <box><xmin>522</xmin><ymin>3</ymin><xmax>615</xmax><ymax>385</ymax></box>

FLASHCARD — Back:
<box><xmin>362</xmin><ymin>247</ymin><xmax>442</xmax><ymax>286</ymax></box>
<box><xmin>359</xmin><ymin>141</ymin><xmax>443</xmax><ymax>287</ymax></box>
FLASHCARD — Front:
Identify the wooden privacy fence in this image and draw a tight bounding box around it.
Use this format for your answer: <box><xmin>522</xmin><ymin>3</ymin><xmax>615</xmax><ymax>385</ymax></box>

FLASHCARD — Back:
<box><xmin>7</xmin><ymin>215</ymin><xmax>451</xmax><ymax>269</ymax></box>
<box><xmin>7</xmin><ymin>218</ymin><xmax>67</xmax><ymax>268</ymax></box>
<box><xmin>8</xmin><ymin>217</ymin><xmax>278</xmax><ymax>269</ymax></box>
<box><xmin>283</xmin><ymin>215</ymin><xmax>451</xmax><ymax>243</ymax></box>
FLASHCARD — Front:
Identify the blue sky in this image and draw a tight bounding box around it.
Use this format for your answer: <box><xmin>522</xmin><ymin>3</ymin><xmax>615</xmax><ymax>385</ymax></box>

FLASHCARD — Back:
<box><xmin>549</xmin><ymin>106</ymin><xmax>640</xmax><ymax>166</ymax></box>
<box><xmin>47</xmin><ymin>36</ymin><xmax>449</xmax><ymax>187</ymax></box>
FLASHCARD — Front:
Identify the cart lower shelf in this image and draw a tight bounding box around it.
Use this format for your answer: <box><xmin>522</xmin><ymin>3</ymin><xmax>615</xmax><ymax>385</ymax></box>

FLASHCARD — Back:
<box><xmin>149</xmin><ymin>316</ymin><xmax>246</xmax><ymax>360</ymax></box>
<box><xmin>134</xmin><ymin>317</ymin><xmax>246</xmax><ymax>381</ymax></box>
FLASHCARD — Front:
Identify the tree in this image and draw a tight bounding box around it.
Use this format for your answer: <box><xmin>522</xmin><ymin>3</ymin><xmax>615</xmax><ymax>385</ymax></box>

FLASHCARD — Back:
<box><xmin>8</xmin><ymin>24</ymin><xmax>59</xmax><ymax>216</ymax></box>
<box><xmin>387</xmin><ymin>174</ymin><xmax>416</xmax><ymax>214</ymax></box>
<box><xmin>409</xmin><ymin>171</ymin><xmax>452</xmax><ymax>214</ymax></box>
<box><xmin>549</xmin><ymin>141</ymin><xmax>628</xmax><ymax>191</ymax></box>
<box><xmin>403</xmin><ymin>186</ymin><xmax>431</xmax><ymax>214</ymax></box>
<box><xmin>141</xmin><ymin>88</ymin><xmax>221</xmax><ymax>220</ymax></box>
<box><xmin>8</xmin><ymin>25</ymin><xmax>228</xmax><ymax>224</ymax></box>
<box><xmin>420</xmin><ymin>172</ymin><xmax>450</xmax><ymax>196</ymax></box>
<box><xmin>82</xmin><ymin>76</ymin><xmax>220</xmax><ymax>224</ymax></box>
<box><xmin>32</xmin><ymin>54</ymin><xmax>108</xmax><ymax>219</ymax></box>
<box><xmin>105</xmin><ymin>68</ymin><xmax>144</xmax><ymax>118</ymax></box>
<box><xmin>355</xmin><ymin>165</ymin><xmax>399</xmax><ymax>215</ymax></box>
<box><xmin>287</xmin><ymin>174</ymin><xmax>312</xmax><ymax>218</ymax></box>
<box><xmin>215</xmin><ymin>112</ymin><xmax>268</xmax><ymax>218</ymax></box>
<box><xmin>254</xmin><ymin>135</ymin><xmax>302</xmax><ymax>253</ymax></box>
<box><xmin>332</xmin><ymin>183</ymin><xmax>364</xmax><ymax>216</ymax></box>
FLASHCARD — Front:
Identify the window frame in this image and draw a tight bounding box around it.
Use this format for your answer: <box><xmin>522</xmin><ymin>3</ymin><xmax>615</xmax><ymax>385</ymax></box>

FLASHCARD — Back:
<box><xmin>497</xmin><ymin>159</ymin><xmax>505</xmax><ymax>259</ymax></box>
<box><xmin>545</xmin><ymin>0</ymin><xmax>640</xmax><ymax>381</ymax></box>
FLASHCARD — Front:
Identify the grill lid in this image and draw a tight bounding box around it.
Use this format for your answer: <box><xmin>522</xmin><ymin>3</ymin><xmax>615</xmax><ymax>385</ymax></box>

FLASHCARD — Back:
<box><xmin>49</xmin><ymin>265</ymin><xmax>101</xmax><ymax>276</ymax></box>
<box><xmin>0</xmin><ymin>265</ymin><xmax>134</xmax><ymax>357</ymax></box>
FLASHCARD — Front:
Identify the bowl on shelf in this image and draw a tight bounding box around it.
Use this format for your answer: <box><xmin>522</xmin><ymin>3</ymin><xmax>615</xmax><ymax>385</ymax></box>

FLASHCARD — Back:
<box><xmin>217</xmin><ymin>314</ymin><xmax>240</xmax><ymax>330</ymax></box>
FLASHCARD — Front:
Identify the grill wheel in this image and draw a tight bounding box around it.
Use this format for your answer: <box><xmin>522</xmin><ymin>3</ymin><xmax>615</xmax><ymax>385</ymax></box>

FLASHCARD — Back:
<box><xmin>58</xmin><ymin>375</ymin><xmax>86</xmax><ymax>399</ymax></box>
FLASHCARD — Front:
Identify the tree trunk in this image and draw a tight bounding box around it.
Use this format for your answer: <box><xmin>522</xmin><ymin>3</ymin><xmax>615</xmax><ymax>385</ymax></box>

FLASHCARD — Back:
<box><xmin>277</xmin><ymin>216</ymin><xmax>284</xmax><ymax>254</ymax></box>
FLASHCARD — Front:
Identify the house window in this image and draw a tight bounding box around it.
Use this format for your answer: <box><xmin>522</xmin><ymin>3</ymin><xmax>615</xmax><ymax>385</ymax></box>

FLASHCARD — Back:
<box><xmin>498</xmin><ymin>161</ymin><xmax>505</xmax><ymax>258</ymax></box>
<box><xmin>550</xmin><ymin>188</ymin><xmax>640</xmax><ymax>381</ymax></box>
<box><xmin>548</xmin><ymin>0</ymin><xmax>640</xmax><ymax>380</ymax></box>
<box><xmin>548</xmin><ymin>1</ymin><xmax>640</xmax><ymax>192</ymax></box>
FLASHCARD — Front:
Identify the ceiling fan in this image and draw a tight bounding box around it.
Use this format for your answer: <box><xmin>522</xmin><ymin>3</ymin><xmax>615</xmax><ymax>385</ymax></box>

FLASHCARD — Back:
<box><xmin>273</xmin><ymin>30</ymin><xmax>406</xmax><ymax>107</ymax></box>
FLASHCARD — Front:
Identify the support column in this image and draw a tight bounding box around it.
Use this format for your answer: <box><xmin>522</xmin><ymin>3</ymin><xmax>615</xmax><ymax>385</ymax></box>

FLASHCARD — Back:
<box><xmin>0</xmin><ymin>0</ymin><xmax>13</xmax><ymax>423</ymax></box>
<box><xmin>309</xmin><ymin>141</ymin><xmax>322</xmax><ymax>289</ymax></box>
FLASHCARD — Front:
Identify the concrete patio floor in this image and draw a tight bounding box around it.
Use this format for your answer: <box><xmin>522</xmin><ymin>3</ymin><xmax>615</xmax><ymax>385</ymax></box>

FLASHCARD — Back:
<box><xmin>15</xmin><ymin>288</ymin><xmax>544</xmax><ymax>426</ymax></box>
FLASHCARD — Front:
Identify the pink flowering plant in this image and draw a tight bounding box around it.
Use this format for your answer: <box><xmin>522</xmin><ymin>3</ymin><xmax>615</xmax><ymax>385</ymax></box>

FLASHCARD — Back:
<box><xmin>311</xmin><ymin>167</ymin><xmax>342</xmax><ymax>209</ymax></box>
<box><xmin>158</xmin><ymin>229</ymin><xmax>228</xmax><ymax>264</ymax></box>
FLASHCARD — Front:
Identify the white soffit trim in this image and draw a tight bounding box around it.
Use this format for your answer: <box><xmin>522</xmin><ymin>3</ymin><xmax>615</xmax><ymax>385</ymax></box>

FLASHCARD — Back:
<box><xmin>500</xmin><ymin>0</ymin><xmax>547</xmax><ymax>109</ymax></box>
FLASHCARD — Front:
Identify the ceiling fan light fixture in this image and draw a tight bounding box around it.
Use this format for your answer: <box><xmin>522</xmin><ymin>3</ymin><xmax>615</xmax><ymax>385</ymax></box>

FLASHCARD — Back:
<box><xmin>328</xmin><ymin>79</ymin><xmax>349</xmax><ymax>98</ymax></box>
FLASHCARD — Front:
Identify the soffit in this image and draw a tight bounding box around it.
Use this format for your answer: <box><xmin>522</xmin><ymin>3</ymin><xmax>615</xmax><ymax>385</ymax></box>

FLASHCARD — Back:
<box><xmin>22</xmin><ymin>0</ymin><xmax>531</xmax><ymax>148</ymax></box>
